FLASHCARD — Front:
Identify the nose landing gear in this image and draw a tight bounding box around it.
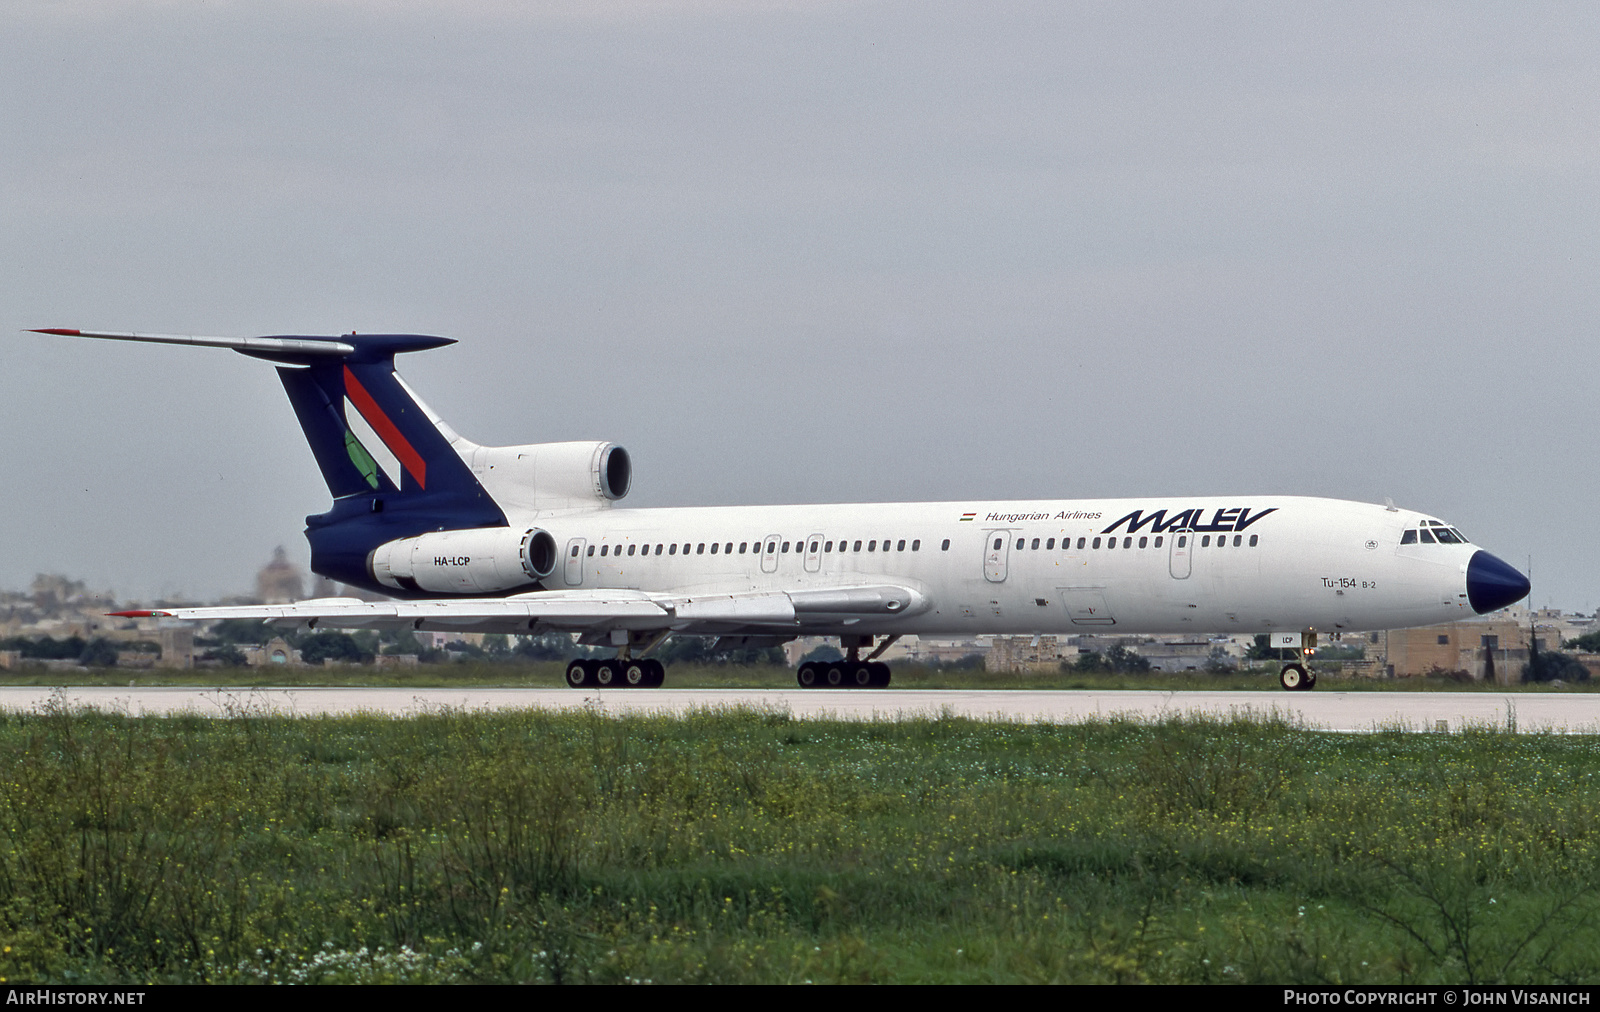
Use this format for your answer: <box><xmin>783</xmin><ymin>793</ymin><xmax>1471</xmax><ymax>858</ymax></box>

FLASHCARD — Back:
<box><xmin>1278</xmin><ymin>630</ymin><xmax>1319</xmax><ymax>691</ymax></box>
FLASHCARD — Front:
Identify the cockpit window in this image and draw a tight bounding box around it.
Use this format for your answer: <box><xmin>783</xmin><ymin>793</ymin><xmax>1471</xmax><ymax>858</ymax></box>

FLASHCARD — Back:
<box><xmin>1404</xmin><ymin>523</ymin><xmax>1471</xmax><ymax>546</ymax></box>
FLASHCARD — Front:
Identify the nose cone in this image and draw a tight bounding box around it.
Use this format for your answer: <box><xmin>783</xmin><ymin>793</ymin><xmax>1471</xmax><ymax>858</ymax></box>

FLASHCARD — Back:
<box><xmin>1466</xmin><ymin>551</ymin><xmax>1531</xmax><ymax>614</ymax></box>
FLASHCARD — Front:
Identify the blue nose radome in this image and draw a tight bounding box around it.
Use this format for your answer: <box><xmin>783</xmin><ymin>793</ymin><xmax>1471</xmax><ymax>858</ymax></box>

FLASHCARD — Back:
<box><xmin>1466</xmin><ymin>551</ymin><xmax>1531</xmax><ymax>614</ymax></box>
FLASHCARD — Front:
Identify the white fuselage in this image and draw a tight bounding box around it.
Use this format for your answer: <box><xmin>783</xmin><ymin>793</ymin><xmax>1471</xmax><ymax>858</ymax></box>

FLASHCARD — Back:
<box><xmin>505</xmin><ymin>495</ymin><xmax>1473</xmax><ymax>637</ymax></box>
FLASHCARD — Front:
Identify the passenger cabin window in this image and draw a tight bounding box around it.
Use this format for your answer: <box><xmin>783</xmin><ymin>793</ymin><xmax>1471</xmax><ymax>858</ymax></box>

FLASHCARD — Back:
<box><xmin>739</xmin><ymin>542</ymin><xmax>747</xmax><ymax>554</ymax></box>
<box><xmin>600</xmin><ymin>545</ymin><xmax>609</xmax><ymax>556</ymax></box>
<box><xmin>994</xmin><ymin>538</ymin><xmax>1003</xmax><ymax>550</ymax></box>
<box><xmin>1124</xmin><ymin>537</ymin><xmax>1132</xmax><ymax>549</ymax></box>
<box><xmin>726</xmin><ymin>543</ymin><xmax>734</xmax><ymax>554</ymax></box>
<box><xmin>1138</xmin><ymin>537</ymin><xmax>1147</xmax><ymax>549</ymax></box>
<box><xmin>826</xmin><ymin>541</ymin><xmax>834</xmax><ymax>552</ymax></box>
<box><xmin>1092</xmin><ymin>537</ymin><xmax>1101</xmax><ymax>549</ymax></box>
<box><xmin>697</xmin><ymin>544</ymin><xmax>705</xmax><ymax>554</ymax></box>
<box><xmin>669</xmin><ymin>544</ymin><xmax>677</xmax><ymax>555</ymax></box>
<box><xmin>940</xmin><ymin>539</ymin><xmax>950</xmax><ymax>551</ymax></box>
<box><xmin>868</xmin><ymin>540</ymin><xmax>876</xmax><ymax>552</ymax></box>
<box><xmin>1077</xmin><ymin>538</ymin><xmax>1086</xmax><ymax>549</ymax></box>
<box><xmin>912</xmin><ymin>540</ymin><xmax>921</xmax><ymax>551</ymax></box>
<box><xmin>570</xmin><ymin>545</ymin><xmax>580</xmax><ymax>557</ymax></box>
<box><xmin>1030</xmin><ymin>538</ymin><xmax>1040</xmax><ymax>550</ymax></box>
<box><xmin>711</xmin><ymin>543</ymin><xmax>719</xmax><ymax>554</ymax></box>
<box><xmin>627</xmin><ymin>545</ymin><xmax>635</xmax><ymax>556</ymax></box>
<box><xmin>853</xmin><ymin>541</ymin><xmax>863</xmax><ymax>552</ymax></box>
<box><xmin>782</xmin><ymin>542</ymin><xmax>790</xmax><ymax>552</ymax></box>
<box><xmin>1249</xmin><ymin>535</ymin><xmax>1258</xmax><ymax>547</ymax></box>
<box><xmin>1201</xmin><ymin>536</ymin><xmax>1211</xmax><ymax>547</ymax></box>
<box><xmin>897</xmin><ymin>540</ymin><xmax>906</xmax><ymax>551</ymax></box>
<box><xmin>1046</xmin><ymin>538</ymin><xmax>1055</xmax><ymax>550</ymax></box>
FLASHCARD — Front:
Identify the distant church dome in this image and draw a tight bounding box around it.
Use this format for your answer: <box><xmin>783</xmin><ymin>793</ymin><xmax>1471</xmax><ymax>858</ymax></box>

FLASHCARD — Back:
<box><xmin>255</xmin><ymin>546</ymin><xmax>305</xmax><ymax>604</ymax></box>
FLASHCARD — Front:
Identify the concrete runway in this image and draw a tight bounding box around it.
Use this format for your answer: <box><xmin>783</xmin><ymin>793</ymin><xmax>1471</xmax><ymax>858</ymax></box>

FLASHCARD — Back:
<box><xmin>0</xmin><ymin>685</ymin><xmax>1593</xmax><ymax>732</ymax></box>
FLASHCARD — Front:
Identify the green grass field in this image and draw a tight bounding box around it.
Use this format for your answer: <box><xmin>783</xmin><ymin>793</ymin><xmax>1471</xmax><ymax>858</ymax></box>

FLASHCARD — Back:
<box><xmin>1</xmin><ymin>704</ymin><xmax>1598</xmax><ymax>983</ymax></box>
<box><xmin>1</xmin><ymin>660</ymin><xmax>1595</xmax><ymax>691</ymax></box>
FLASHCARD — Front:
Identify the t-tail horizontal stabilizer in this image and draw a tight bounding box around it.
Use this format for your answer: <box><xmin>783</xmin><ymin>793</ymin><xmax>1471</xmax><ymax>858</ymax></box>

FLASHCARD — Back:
<box><xmin>26</xmin><ymin>327</ymin><xmax>507</xmax><ymax>591</ymax></box>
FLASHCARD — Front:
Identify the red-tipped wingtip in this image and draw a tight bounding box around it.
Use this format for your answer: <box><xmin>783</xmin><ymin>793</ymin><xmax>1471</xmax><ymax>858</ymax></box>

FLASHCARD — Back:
<box><xmin>28</xmin><ymin>328</ymin><xmax>81</xmax><ymax>336</ymax></box>
<box><xmin>109</xmin><ymin>610</ymin><xmax>160</xmax><ymax>618</ymax></box>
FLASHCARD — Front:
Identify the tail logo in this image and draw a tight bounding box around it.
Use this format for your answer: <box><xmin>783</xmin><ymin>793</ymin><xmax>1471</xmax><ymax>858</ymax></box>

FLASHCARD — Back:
<box><xmin>342</xmin><ymin>366</ymin><xmax>428</xmax><ymax>490</ymax></box>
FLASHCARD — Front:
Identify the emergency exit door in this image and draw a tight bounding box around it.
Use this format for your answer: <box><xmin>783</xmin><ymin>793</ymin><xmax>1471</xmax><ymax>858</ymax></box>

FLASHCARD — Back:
<box><xmin>983</xmin><ymin>531</ymin><xmax>1010</xmax><ymax>583</ymax></box>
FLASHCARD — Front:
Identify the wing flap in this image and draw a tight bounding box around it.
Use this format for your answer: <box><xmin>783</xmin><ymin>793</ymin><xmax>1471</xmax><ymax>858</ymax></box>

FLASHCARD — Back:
<box><xmin>113</xmin><ymin>583</ymin><xmax>926</xmax><ymax>635</ymax></box>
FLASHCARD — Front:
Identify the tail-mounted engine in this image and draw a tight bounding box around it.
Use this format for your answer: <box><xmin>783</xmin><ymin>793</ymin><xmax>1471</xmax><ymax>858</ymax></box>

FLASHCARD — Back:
<box><xmin>467</xmin><ymin>440</ymin><xmax>630</xmax><ymax>512</ymax></box>
<box><xmin>369</xmin><ymin>527</ymin><xmax>559</xmax><ymax>594</ymax></box>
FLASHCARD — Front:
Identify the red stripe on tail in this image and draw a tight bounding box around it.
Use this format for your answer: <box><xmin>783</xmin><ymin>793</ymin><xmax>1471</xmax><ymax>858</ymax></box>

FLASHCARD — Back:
<box><xmin>343</xmin><ymin>366</ymin><xmax>428</xmax><ymax>489</ymax></box>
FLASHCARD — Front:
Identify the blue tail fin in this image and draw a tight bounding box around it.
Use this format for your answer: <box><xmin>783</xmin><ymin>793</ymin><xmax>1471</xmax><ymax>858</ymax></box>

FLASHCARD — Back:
<box><xmin>240</xmin><ymin>334</ymin><xmax>507</xmax><ymax>586</ymax></box>
<box><xmin>242</xmin><ymin>335</ymin><xmax>484</xmax><ymax>499</ymax></box>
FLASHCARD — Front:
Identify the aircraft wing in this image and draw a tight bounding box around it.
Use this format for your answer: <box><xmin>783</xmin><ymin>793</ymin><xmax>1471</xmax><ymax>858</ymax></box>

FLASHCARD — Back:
<box><xmin>112</xmin><ymin>584</ymin><xmax>926</xmax><ymax>635</ymax></box>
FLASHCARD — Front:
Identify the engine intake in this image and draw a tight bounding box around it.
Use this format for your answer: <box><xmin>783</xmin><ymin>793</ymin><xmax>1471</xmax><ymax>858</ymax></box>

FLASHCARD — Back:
<box><xmin>467</xmin><ymin>440</ymin><xmax>631</xmax><ymax>511</ymax></box>
<box><xmin>369</xmin><ymin>527</ymin><xmax>558</xmax><ymax>594</ymax></box>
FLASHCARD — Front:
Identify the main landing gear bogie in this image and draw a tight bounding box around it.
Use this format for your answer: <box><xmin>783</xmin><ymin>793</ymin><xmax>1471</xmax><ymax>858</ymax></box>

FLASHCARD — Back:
<box><xmin>796</xmin><ymin>660</ymin><xmax>890</xmax><ymax>689</ymax></box>
<box><xmin>566</xmin><ymin>657</ymin><xmax>665</xmax><ymax>689</ymax></box>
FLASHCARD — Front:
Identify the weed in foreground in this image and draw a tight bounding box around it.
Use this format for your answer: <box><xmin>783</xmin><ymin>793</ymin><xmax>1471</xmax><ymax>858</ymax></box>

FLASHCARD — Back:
<box><xmin>0</xmin><ymin>710</ymin><xmax>1595</xmax><ymax>982</ymax></box>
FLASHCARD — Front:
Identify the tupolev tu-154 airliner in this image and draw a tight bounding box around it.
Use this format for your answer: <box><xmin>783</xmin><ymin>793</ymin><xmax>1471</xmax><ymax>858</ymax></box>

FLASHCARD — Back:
<box><xmin>27</xmin><ymin>328</ymin><xmax>1531</xmax><ymax>692</ymax></box>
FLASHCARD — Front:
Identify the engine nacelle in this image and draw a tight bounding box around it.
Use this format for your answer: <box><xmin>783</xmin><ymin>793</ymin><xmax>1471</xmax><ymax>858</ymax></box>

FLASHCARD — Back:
<box><xmin>467</xmin><ymin>440</ymin><xmax>631</xmax><ymax>512</ymax></box>
<box><xmin>369</xmin><ymin>527</ymin><xmax>558</xmax><ymax>595</ymax></box>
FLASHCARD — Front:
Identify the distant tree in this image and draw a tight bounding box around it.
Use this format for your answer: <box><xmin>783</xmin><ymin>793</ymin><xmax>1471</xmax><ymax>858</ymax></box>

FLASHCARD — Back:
<box><xmin>1245</xmin><ymin>634</ymin><xmax>1279</xmax><ymax>661</ymax></box>
<box><xmin>1068</xmin><ymin>645</ymin><xmax>1151</xmax><ymax>674</ymax></box>
<box><xmin>350</xmin><ymin>630</ymin><xmax>381</xmax><ymax>658</ymax></box>
<box><xmin>9</xmin><ymin>636</ymin><xmax>89</xmax><ymax>660</ymax></box>
<box><xmin>482</xmin><ymin>634</ymin><xmax>511</xmax><ymax>659</ymax></box>
<box><xmin>206</xmin><ymin>619</ymin><xmax>276</xmax><ymax>646</ymax></box>
<box><xmin>1069</xmin><ymin>651</ymin><xmax>1104</xmax><ymax>672</ymax></box>
<box><xmin>78</xmin><ymin>638</ymin><xmax>120</xmax><ymax>668</ymax></box>
<box><xmin>299</xmin><ymin>632</ymin><xmax>369</xmax><ymax>665</ymax></box>
<box><xmin>1106</xmin><ymin>644</ymin><xmax>1152</xmax><ymax>673</ymax></box>
<box><xmin>513</xmin><ymin>633</ymin><xmax>586</xmax><ymax>662</ymax></box>
<box><xmin>1204</xmin><ymin>648</ymin><xmax>1236</xmax><ymax>674</ymax></box>
<box><xmin>203</xmin><ymin>644</ymin><xmax>248</xmax><ymax>667</ymax></box>
<box><xmin>1563</xmin><ymin>631</ymin><xmax>1600</xmax><ymax>653</ymax></box>
<box><xmin>1523</xmin><ymin>650</ymin><xmax>1591</xmax><ymax>684</ymax></box>
<box><xmin>657</xmin><ymin>636</ymin><xmax>783</xmax><ymax>666</ymax></box>
<box><xmin>386</xmin><ymin>629</ymin><xmax>423</xmax><ymax>655</ymax></box>
<box><xmin>799</xmin><ymin>644</ymin><xmax>844</xmax><ymax>665</ymax></box>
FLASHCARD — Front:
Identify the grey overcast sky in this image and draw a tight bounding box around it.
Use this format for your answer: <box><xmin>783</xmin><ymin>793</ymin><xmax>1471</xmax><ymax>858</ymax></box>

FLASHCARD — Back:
<box><xmin>2</xmin><ymin>1</ymin><xmax>1596</xmax><ymax>608</ymax></box>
